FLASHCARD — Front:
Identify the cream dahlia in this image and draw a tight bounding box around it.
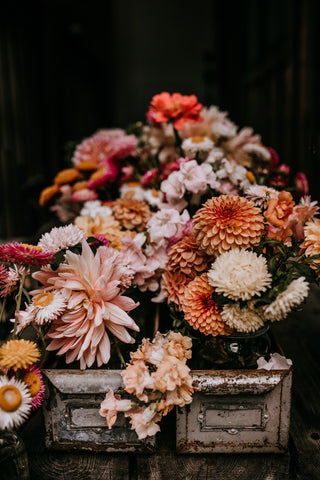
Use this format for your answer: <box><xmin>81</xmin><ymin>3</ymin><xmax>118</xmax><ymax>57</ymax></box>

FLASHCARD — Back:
<box><xmin>192</xmin><ymin>195</ymin><xmax>265</xmax><ymax>256</ymax></box>
<box><xmin>221</xmin><ymin>302</ymin><xmax>265</xmax><ymax>333</ymax></box>
<box><xmin>0</xmin><ymin>376</ymin><xmax>32</xmax><ymax>429</ymax></box>
<box><xmin>38</xmin><ymin>224</ymin><xmax>86</xmax><ymax>252</ymax></box>
<box><xmin>207</xmin><ymin>249</ymin><xmax>272</xmax><ymax>301</ymax></box>
<box><xmin>263</xmin><ymin>277</ymin><xmax>309</xmax><ymax>322</ymax></box>
<box><xmin>36</xmin><ymin>241</ymin><xmax>139</xmax><ymax>369</ymax></box>
<box><xmin>181</xmin><ymin>274</ymin><xmax>229</xmax><ymax>336</ymax></box>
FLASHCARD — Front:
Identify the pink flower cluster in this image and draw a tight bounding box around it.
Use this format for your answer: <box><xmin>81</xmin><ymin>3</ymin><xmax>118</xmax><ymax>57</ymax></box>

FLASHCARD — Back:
<box><xmin>99</xmin><ymin>331</ymin><xmax>194</xmax><ymax>439</ymax></box>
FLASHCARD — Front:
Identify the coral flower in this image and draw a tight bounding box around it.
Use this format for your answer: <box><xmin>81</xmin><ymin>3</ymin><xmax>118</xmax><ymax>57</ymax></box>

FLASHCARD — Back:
<box><xmin>39</xmin><ymin>241</ymin><xmax>139</xmax><ymax>369</ymax></box>
<box><xmin>192</xmin><ymin>195</ymin><xmax>265</xmax><ymax>256</ymax></box>
<box><xmin>0</xmin><ymin>339</ymin><xmax>40</xmax><ymax>372</ymax></box>
<box><xmin>162</xmin><ymin>270</ymin><xmax>192</xmax><ymax>310</ymax></box>
<box><xmin>0</xmin><ymin>242</ymin><xmax>55</xmax><ymax>267</ymax></box>
<box><xmin>166</xmin><ymin>235</ymin><xmax>214</xmax><ymax>277</ymax></box>
<box><xmin>54</xmin><ymin>168</ymin><xmax>80</xmax><ymax>185</ymax></box>
<box><xmin>148</xmin><ymin>92</ymin><xmax>203</xmax><ymax>130</ymax></box>
<box><xmin>181</xmin><ymin>274</ymin><xmax>228</xmax><ymax>336</ymax></box>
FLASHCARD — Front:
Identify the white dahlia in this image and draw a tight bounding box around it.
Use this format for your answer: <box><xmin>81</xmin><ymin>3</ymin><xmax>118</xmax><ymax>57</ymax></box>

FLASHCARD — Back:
<box><xmin>0</xmin><ymin>376</ymin><xmax>32</xmax><ymax>429</ymax></box>
<box><xmin>38</xmin><ymin>224</ymin><xmax>86</xmax><ymax>252</ymax></box>
<box><xmin>221</xmin><ymin>303</ymin><xmax>265</xmax><ymax>333</ymax></box>
<box><xmin>207</xmin><ymin>249</ymin><xmax>272</xmax><ymax>301</ymax></box>
<box><xmin>263</xmin><ymin>277</ymin><xmax>309</xmax><ymax>322</ymax></box>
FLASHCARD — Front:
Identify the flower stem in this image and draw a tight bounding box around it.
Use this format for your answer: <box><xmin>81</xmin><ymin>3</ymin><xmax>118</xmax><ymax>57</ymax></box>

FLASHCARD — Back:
<box><xmin>0</xmin><ymin>297</ymin><xmax>7</xmax><ymax>322</ymax></box>
<box><xmin>114</xmin><ymin>340</ymin><xmax>126</xmax><ymax>369</ymax></box>
<box><xmin>13</xmin><ymin>268</ymin><xmax>27</xmax><ymax>339</ymax></box>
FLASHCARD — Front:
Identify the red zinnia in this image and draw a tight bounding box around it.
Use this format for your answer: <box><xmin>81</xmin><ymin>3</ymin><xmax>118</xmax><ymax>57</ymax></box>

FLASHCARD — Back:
<box><xmin>147</xmin><ymin>92</ymin><xmax>203</xmax><ymax>130</ymax></box>
<box><xmin>0</xmin><ymin>243</ymin><xmax>55</xmax><ymax>267</ymax></box>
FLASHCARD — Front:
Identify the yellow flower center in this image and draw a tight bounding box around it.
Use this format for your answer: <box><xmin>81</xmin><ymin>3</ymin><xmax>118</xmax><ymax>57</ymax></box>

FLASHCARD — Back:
<box><xmin>0</xmin><ymin>385</ymin><xmax>22</xmax><ymax>412</ymax></box>
<box><xmin>127</xmin><ymin>182</ymin><xmax>139</xmax><ymax>187</ymax></box>
<box><xmin>23</xmin><ymin>372</ymin><xmax>42</xmax><ymax>397</ymax></box>
<box><xmin>246</xmin><ymin>171</ymin><xmax>256</xmax><ymax>183</ymax></box>
<box><xmin>33</xmin><ymin>292</ymin><xmax>54</xmax><ymax>307</ymax></box>
<box><xmin>170</xmin><ymin>102</ymin><xmax>180</xmax><ymax>110</ymax></box>
<box><xmin>151</xmin><ymin>189</ymin><xmax>159</xmax><ymax>198</ymax></box>
<box><xmin>191</xmin><ymin>136</ymin><xmax>205</xmax><ymax>144</ymax></box>
<box><xmin>21</xmin><ymin>243</ymin><xmax>43</xmax><ymax>252</ymax></box>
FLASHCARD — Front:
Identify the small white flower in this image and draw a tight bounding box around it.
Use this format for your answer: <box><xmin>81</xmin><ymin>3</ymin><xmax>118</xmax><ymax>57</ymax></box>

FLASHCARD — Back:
<box><xmin>221</xmin><ymin>303</ymin><xmax>265</xmax><ymax>333</ymax></box>
<box><xmin>181</xmin><ymin>136</ymin><xmax>214</xmax><ymax>160</ymax></box>
<box><xmin>31</xmin><ymin>291</ymin><xmax>68</xmax><ymax>325</ymax></box>
<box><xmin>207</xmin><ymin>249</ymin><xmax>272</xmax><ymax>301</ymax></box>
<box><xmin>245</xmin><ymin>185</ymin><xmax>279</xmax><ymax>207</ymax></box>
<box><xmin>0</xmin><ymin>376</ymin><xmax>32</xmax><ymax>429</ymax></box>
<box><xmin>263</xmin><ymin>277</ymin><xmax>309</xmax><ymax>322</ymax></box>
<box><xmin>38</xmin><ymin>224</ymin><xmax>86</xmax><ymax>252</ymax></box>
<box><xmin>120</xmin><ymin>183</ymin><xmax>146</xmax><ymax>201</ymax></box>
<box><xmin>243</xmin><ymin>143</ymin><xmax>271</xmax><ymax>161</ymax></box>
<box><xmin>80</xmin><ymin>200</ymin><xmax>112</xmax><ymax>218</ymax></box>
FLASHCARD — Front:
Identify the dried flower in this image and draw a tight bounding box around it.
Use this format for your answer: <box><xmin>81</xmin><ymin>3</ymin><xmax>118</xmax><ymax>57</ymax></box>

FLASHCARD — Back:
<box><xmin>54</xmin><ymin>168</ymin><xmax>80</xmax><ymax>185</ymax></box>
<box><xmin>0</xmin><ymin>339</ymin><xmax>40</xmax><ymax>372</ymax></box>
<box><xmin>21</xmin><ymin>365</ymin><xmax>45</xmax><ymax>410</ymax></box>
<box><xmin>192</xmin><ymin>195</ymin><xmax>265</xmax><ymax>256</ymax></box>
<box><xmin>0</xmin><ymin>376</ymin><xmax>32</xmax><ymax>429</ymax></box>
<box><xmin>0</xmin><ymin>243</ymin><xmax>55</xmax><ymax>267</ymax></box>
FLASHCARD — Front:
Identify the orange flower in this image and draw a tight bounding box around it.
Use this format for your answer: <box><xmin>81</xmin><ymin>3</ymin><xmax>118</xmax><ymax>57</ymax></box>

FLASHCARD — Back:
<box><xmin>54</xmin><ymin>168</ymin><xmax>80</xmax><ymax>185</ymax></box>
<box><xmin>39</xmin><ymin>185</ymin><xmax>60</xmax><ymax>206</ymax></box>
<box><xmin>162</xmin><ymin>270</ymin><xmax>192</xmax><ymax>310</ymax></box>
<box><xmin>181</xmin><ymin>274</ymin><xmax>228</xmax><ymax>336</ymax></box>
<box><xmin>167</xmin><ymin>235</ymin><xmax>213</xmax><ymax>277</ymax></box>
<box><xmin>148</xmin><ymin>92</ymin><xmax>203</xmax><ymax>130</ymax></box>
<box><xmin>112</xmin><ymin>198</ymin><xmax>151</xmax><ymax>232</ymax></box>
<box><xmin>72</xmin><ymin>181</ymin><xmax>89</xmax><ymax>191</ymax></box>
<box><xmin>192</xmin><ymin>195</ymin><xmax>265</xmax><ymax>256</ymax></box>
<box><xmin>264</xmin><ymin>191</ymin><xmax>295</xmax><ymax>228</ymax></box>
<box><xmin>75</xmin><ymin>160</ymin><xmax>98</xmax><ymax>171</ymax></box>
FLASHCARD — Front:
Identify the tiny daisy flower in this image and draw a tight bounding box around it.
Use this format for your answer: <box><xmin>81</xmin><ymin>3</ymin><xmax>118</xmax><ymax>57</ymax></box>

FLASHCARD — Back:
<box><xmin>242</xmin><ymin>143</ymin><xmax>271</xmax><ymax>161</ymax></box>
<box><xmin>38</xmin><ymin>224</ymin><xmax>86</xmax><ymax>252</ymax></box>
<box><xmin>0</xmin><ymin>339</ymin><xmax>41</xmax><ymax>372</ymax></box>
<box><xmin>0</xmin><ymin>243</ymin><xmax>55</xmax><ymax>267</ymax></box>
<box><xmin>21</xmin><ymin>365</ymin><xmax>45</xmax><ymax>410</ymax></box>
<box><xmin>0</xmin><ymin>376</ymin><xmax>32</xmax><ymax>429</ymax></box>
<box><xmin>207</xmin><ymin>249</ymin><xmax>272</xmax><ymax>301</ymax></box>
<box><xmin>221</xmin><ymin>303</ymin><xmax>265</xmax><ymax>333</ymax></box>
<box><xmin>181</xmin><ymin>136</ymin><xmax>214</xmax><ymax>160</ymax></box>
<box><xmin>263</xmin><ymin>277</ymin><xmax>309</xmax><ymax>322</ymax></box>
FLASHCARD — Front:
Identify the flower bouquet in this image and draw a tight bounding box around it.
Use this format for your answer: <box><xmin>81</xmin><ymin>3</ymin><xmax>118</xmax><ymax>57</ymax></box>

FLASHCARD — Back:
<box><xmin>1</xmin><ymin>92</ymin><xmax>320</xmax><ymax>450</ymax></box>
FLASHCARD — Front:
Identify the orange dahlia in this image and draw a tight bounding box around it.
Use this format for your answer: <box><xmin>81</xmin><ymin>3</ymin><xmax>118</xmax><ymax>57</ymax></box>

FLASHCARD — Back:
<box><xmin>112</xmin><ymin>198</ymin><xmax>151</xmax><ymax>232</ymax></box>
<box><xmin>192</xmin><ymin>195</ymin><xmax>265</xmax><ymax>256</ymax></box>
<box><xmin>181</xmin><ymin>274</ymin><xmax>228</xmax><ymax>336</ymax></box>
<box><xmin>167</xmin><ymin>235</ymin><xmax>214</xmax><ymax>278</ymax></box>
<box><xmin>162</xmin><ymin>270</ymin><xmax>192</xmax><ymax>310</ymax></box>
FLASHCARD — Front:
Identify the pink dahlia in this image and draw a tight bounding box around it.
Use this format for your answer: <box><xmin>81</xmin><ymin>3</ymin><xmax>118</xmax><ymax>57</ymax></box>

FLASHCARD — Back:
<box><xmin>36</xmin><ymin>241</ymin><xmax>139</xmax><ymax>369</ymax></box>
<box><xmin>0</xmin><ymin>243</ymin><xmax>55</xmax><ymax>267</ymax></box>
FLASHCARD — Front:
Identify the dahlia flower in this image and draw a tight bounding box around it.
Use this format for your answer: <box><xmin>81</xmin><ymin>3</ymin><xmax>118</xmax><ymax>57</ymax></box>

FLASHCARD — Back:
<box><xmin>192</xmin><ymin>195</ymin><xmax>265</xmax><ymax>256</ymax></box>
<box><xmin>147</xmin><ymin>92</ymin><xmax>203</xmax><ymax>130</ymax></box>
<box><xmin>181</xmin><ymin>274</ymin><xmax>229</xmax><ymax>336</ymax></box>
<box><xmin>0</xmin><ymin>339</ymin><xmax>40</xmax><ymax>372</ymax></box>
<box><xmin>161</xmin><ymin>270</ymin><xmax>192</xmax><ymax>310</ymax></box>
<box><xmin>166</xmin><ymin>235</ymin><xmax>213</xmax><ymax>278</ymax></box>
<box><xmin>35</xmin><ymin>241</ymin><xmax>139</xmax><ymax>369</ymax></box>
<box><xmin>38</xmin><ymin>224</ymin><xmax>86</xmax><ymax>252</ymax></box>
<box><xmin>0</xmin><ymin>376</ymin><xmax>32</xmax><ymax>429</ymax></box>
<box><xmin>207</xmin><ymin>249</ymin><xmax>272</xmax><ymax>301</ymax></box>
<box><xmin>112</xmin><ymin>197</ymin><xmax>151</xmax><ymax>232</ymax></box>
<box><xmin>263</xmin><ymin>277</ymin><xmax>309</xmax><ymax>322</ymax></box>
<box><xmin>221</xmin><ymin>303</ymin><xmax>265</xmax><ymax>333</ymax></box>
<box><xmin>301</xmin><ymin>218</ymin><xmax>320</xmax><ymax>259</ymax></box>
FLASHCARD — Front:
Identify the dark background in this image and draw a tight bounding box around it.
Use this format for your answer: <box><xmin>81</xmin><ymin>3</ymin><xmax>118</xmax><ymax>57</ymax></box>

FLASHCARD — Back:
<box><xmin>1</xmin><ymin>0</ymin><xmax>320</xmax><ymax>239</ymax></box>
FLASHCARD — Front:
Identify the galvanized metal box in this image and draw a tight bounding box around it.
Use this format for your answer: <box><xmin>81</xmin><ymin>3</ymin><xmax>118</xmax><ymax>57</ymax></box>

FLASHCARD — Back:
<box><xmin>42</xmin><ymin>369</ymin><xmax>156</xmax><ymax>453</ymax></box>
<box><xmin>176</xmin><ymin>367</ymin><xmax>292</xmax><ymax>453</ymax></box>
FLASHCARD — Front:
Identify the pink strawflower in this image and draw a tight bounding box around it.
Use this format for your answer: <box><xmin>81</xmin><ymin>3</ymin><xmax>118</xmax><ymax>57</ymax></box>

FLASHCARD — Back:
<box><xmin>72</xmin><ymin>129</ymin><xmax>126</xmax><ymax>167</ymax></box>
<box><xmin>88</xmin><ymin>160</ymin><xmax>119</xmax><ymax>189</ymax></box>
<box><xmin>36</xmin><ymin>241</ymin><xmax>139</xmax><ymax>369</ymax></box>
<box><xmin>140</xmin><ymin>168</ymin><xmax>159</xmax><ymax>187</ymax></box>
<box><xmin>21</xmin><ymin>365</ymin><xmax>45</xmax><ymax>410</ymax></box>
<box><xmin>72</xmin><ymin>188</ymin><xmax>98</xmax><ymax>202</ymax></box>
<box><xmin>0</xmin><ymin>243</ymin><xmax>55</xmax><ymax>267</ymax></box>
<box><xmin>0</xmin><ymin>266</ymin><xmax>26</xmax><ymax>297</ymax></box>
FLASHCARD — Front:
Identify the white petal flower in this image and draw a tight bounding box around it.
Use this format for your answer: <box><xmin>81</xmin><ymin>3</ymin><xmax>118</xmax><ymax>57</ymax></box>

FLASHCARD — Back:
<box><xmin>245</xmin><ymin>185</ymin><xmax>279</xmax><ymax>207</ymax></box>
<box><xmin>181</xmin><ymin>136</ymin><xmax>214</xmax><ymax>159</ymax></box>
<box><xmin>0</xmin><ymin>376</ymin><xmax>32</xmax><ymax>429</ymax></box>
<box><xmin>207</xmin><ymin>249</ymin><xmax>272</xmax><ymax>301</ymax></box>
<box><xmin>263</xmin><ymin>277</ymin><xmax>309</xmax><ymax>322</ymax></box>
<box><xmin>31</xmin><ymin>291</ymin><xmax>68</xmax><ymax>325</ymax></box>
<box><xmin>221</xmin><ymin>303</ymin><xmax>265</xmax><ymax>333</ymax></box>
<box><xmin>80</xmin><ymin>200</ymin><xmax>113</xmax><ymax>218</ymax></box>
<box><xmin>38</xmin><ymin>224</ymin><xmax>86</xmax><ymax>252</ymax></box>
<box><xmin>243</xmin><ymin>143</ymin><xmax>271</xmax><ymax>161</ymax></box>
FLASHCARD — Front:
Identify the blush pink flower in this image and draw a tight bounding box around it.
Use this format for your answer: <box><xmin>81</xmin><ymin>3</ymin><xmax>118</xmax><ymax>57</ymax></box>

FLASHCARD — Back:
<box><xmin>72</xmin><ymin>188</ymin><xmax>98</xmax><ymax>202</ymax></box>
<box><xmin>33</xmin><ymin>241</ymin><xmax>139</xmax><ymax>369</ymax></box>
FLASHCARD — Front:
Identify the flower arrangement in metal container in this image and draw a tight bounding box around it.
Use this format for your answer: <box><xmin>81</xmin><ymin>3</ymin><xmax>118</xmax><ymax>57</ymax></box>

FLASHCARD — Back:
<box><xmin>1</xmin><ymin>92</ymin><xmax>320</xmax><ymax>440</ymax></box>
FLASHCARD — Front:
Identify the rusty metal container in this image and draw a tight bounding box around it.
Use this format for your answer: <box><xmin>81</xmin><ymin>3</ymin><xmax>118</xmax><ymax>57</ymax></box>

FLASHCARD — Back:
<box><xmin>42</xmin><ymin>369</ymin><xmax>156</xmax><ymax>453</ymax></box>
<box><xmin>176</xmin><ymin>367</ymin><xmax>292</xmax><ymax>453</ymax></box>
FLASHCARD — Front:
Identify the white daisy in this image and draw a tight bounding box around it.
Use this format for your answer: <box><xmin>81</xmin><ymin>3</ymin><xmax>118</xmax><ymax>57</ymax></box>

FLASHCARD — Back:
<box><xmin>80</xmin><ymin>200</ymin><xmax>112</xmax><ymax>218</ymax></box>
<box><xmin>207</xmin><ymin>249</ymin><xmax>272</xmax><ymax>301</ymax></box>
<box><xmin>263</xmin><ymin>277</ymin><xmax>309</xmax><ymax>322</ymax></box>
<box><xmin>120</xmin><ymin>183</ymin><xmax>146</xmax><ymax>201</ymax></box>
<box><xmin>38</xmin><ymin>224</ymin><xmax>86</xmax><ymax>252</ymax></box>
<box><xmin>221</xmin><ymin>303</ymin><xmax>265</xmax><ymax>333</ymax></box>
<box><xmin>181</xmin><ymin>136</ymin><xmax>214</xmax><ymax>160</ymax></box>
<box><xmin>143</xmin><ymin>188</ymin><xmax>164</xmax><ymax>208</ymax></box>
<box><xmin>0</xmin><ymin>376</ymin><xmax>32</xmax><ymax>429</ymax></box>
<box><xmin>29</xmin><ymin>291</ymin><xmax>68</xmax><ymax>326</ymax></box>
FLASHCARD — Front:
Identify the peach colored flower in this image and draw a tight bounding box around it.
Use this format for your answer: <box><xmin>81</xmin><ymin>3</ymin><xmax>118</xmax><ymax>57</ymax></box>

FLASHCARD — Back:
<box><xmin>34</xmin><ymin>241</ymin><xmax>139</xmax><ymax>369</ymax></box>
<box><xmin>126</xmin><ymin>407</ymin><xmax>161</xmax><ymax>439</ymax></box>
<box><xmin>99</xmin><ymin>390</ymin><xmax>119</xmax><ymax>429</ymax></box>
<box><xmin>192</xmin><ymin>195</ymin><xmax>265</xmax><ymax>256</ymax></box>
<box><xmin>54</xmin><ymin>168</ymin><xmax>80</xmax><ymax>185</ymax></box>
<box><xmin>112</xmin><ymin>197</ymin><xmax>151</xmax><ymax>232</ymax></box>
<box><xmin>121</xmin><ymin>360</ymin><xmax>154</xmax><ymax>402</ymax></box>
<box><xmin>264</xmin><ymin>191</ymin><xmax>295</xmax><ymax>228</ymax></box>
<box><xmin>39</xmin><ymin>184</ymin><xmax>60</xmax><ymax>206</ymax></box>
<box><xmin>152</xmin><ymin>357</ymin><xmax>192</xmax><ymax>393</ymax></box>
<box><xmin>147</xmin><ymin>92</ymin><xmax>203</xmax><ymax>130</ymax></box>
<box><xmin>181</xmin><ymin>274</ymin><xmax>228</xmax><ymax>336</ymax></box>
<box><xmin>166</xmin><ymin>235</ymin><xmax>214</xmax><ymax>277</ymax></box>
<box><xmin>161</xmin><ymin>270</ymin><xmax>192</xmax><ymax>310</ymax></box>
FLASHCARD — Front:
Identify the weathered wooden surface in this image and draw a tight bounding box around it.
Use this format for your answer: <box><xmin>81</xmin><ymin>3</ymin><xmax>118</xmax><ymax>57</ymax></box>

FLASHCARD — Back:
<box><xmin>22</xmin><ymin>284</ymin><xmax>320</xmax><ymax>479</ymax></box>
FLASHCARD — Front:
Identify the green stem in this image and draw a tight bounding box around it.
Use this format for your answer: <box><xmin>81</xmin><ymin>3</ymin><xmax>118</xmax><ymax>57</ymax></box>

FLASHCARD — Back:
<box><xmin>114</xmin><ymin>341</ymin><xmax>126</xmax><ymax>369</ymax></box>
<box><xmin>0</xmin><ymin>297</ymin><xmax>7</xmax><ymax>322</ymax></box>
<box><xmin>22</xmin><ymin>288</ymin><xmax>31</xmax><ymax>304</ymax></box>
<box><xmin>13</xmin><ymin>269</ymin><xmax>27</xmax><ymax>339</ymax></box>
